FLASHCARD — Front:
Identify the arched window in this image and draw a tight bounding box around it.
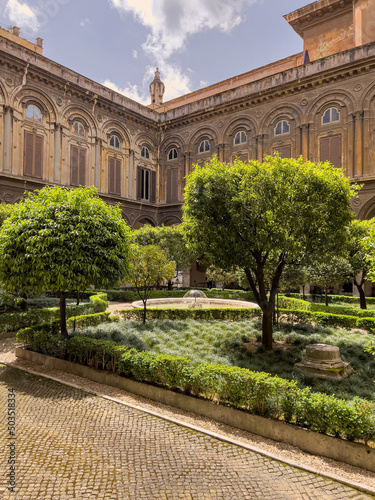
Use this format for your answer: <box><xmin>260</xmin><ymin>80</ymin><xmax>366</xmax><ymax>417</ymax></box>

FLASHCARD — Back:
<box><xmin>26</xmin><ymin>104</ymin><xmax>42</xmax><ymax>122</ymax></box>
<box><xmin>168</xmin><ymin>148</ymin><xmax>178</xmax><ymax>160</ymax></box>
<box><xmin>109</xmin><ymin>133</ymin><xmax>120</xmax><ymax>149</ymax></box>
<box><xmin>322</xmin><ymin>107</ymin><xmax>340</xmax><ymax>125</ymax></box>
<box><xmin>72</xmin><ymin>120</ymin><xmax>86</xmax><ymax>137</ymax></box>
<box><xmin>141</xmin><ymin>146</ymin><xmax>150</xmax><ymax>159</ymax></box>
<box><xmin>199</xmin><ymin>140</ymin><xmax>210</xmax><ymax>153</ymax></box>
<box><xmin>274</xmin><ymin>120</ymin><xmax>290</xmax><ymax>136</ymax></box>
<box><xmin>234</xmin><ymin>131</ymin><xmax>247</xmax><ymax>145</ymax></box>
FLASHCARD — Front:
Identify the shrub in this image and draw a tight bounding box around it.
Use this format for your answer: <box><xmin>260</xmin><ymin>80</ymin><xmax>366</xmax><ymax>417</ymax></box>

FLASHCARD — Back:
<box><xmin>118</xmin><ymin>308</ymin><xmax>261</xmax><ymax>321</ymax></box>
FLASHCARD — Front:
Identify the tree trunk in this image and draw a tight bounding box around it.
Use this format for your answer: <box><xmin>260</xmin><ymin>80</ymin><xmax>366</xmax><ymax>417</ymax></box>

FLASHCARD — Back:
<box><xmin>262</xmin><ymin>310</ymin><xmax>273</xmax><ymax>351</ymax></box>
<box><xmin>357</xmin><ymin>284</ymin><xmax>367</xmax><ymax>310</ymax></box>
<box><xmin>20</xmin><ymin>292</ymin><xmax>27</xmax><ymax>311</ymax></box>
<box><xmin>325</xmin><ymin>287</ymin><xmax>328</xmax><ymax>307</ymax></box>
<box><xmin>143</xmin><ymin>300</ymin><xmax>147</xmax><ymax>324</ymax></box>
<box><xmin>167</xmin><ymin>279</ymin><xmax>172</xmax><ymax>291</ymax></box>
<box><xmin>59</xmin><ymin>292</ymin><xmax>69</xmax><ymax>338</ymax></box>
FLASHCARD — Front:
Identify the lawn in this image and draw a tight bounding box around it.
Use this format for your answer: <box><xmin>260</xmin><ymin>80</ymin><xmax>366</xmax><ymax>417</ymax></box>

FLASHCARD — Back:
<box><xmin>73</xmin><ymin>318</ymin><xmax>375</xmax><ymax>402</ymax></box>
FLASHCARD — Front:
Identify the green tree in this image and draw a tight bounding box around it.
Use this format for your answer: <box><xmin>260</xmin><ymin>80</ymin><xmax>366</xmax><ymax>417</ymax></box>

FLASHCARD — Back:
<box><xmin>183</xmin><ymin>155</ymin><xmax>356</xmax><ymax>350</ymax></box>
<box><xmin>127</xmin><ymin>243</ymin><xmax>175</xmax><ymax>323</ymax></box>
<box><xmin>345</xmin><ymin>218</ymin><xmax>375</xmax><ymax>309</ymax></box>
<box><xmin>205</xmin><ymin>265</ymin><xmax>243</xmax><ymax>289</ymax></box>
<box><xmin>307</xmin><ymin>257</ymin><xmax>352</xmax><ymax>306</ymax></box>
<box><xmin>132</xmin><ymin>224</ymin><xmax>192</xmax><ymax>287</ymax></box>
<box><xmin>0</xmin><ymin>186</ymin><xmax>131</xmax><ymax>336</ymax></box>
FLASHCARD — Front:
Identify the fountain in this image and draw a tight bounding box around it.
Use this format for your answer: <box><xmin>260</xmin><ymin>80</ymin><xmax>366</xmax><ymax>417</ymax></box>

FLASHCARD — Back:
<box><xmin>131</xmin><ymin>290</ymin><xmax>259</xmax><ymax>310</ymax></box>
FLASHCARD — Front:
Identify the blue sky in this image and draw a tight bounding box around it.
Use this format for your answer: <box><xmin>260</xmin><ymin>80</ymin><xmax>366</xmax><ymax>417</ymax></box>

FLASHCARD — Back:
<box><xmin>0</xmin><ymin>0</ymin><xmax>310</xmax><ymax>104</ymax></box>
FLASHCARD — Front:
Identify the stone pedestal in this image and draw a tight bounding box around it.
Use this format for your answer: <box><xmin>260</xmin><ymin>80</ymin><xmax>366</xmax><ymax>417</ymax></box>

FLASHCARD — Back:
<box><xmin>295</xmin><ymin>344</ymin><xmax>354</xmax><ymax>380</ymax></box>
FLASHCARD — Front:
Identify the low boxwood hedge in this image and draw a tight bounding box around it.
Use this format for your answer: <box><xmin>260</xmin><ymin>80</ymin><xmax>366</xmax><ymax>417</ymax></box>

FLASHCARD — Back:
<box><xmin>118</xmin><ymin>307</ymin><xmax>261</xmax><ymax>321</ymax></box>
<box><xmin>23</xmin><ymin>332</ymin><xmax>375</xmax><ymax>444</ymax></box>
<box><xmin>0</xmin><ymin>292</ymin><xmax>107</xmax><ymax>334</ymax></box>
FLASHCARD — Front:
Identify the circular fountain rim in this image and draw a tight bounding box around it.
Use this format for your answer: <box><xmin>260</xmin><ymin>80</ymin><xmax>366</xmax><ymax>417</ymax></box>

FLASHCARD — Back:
<box><xmin>131</xmin><ymin>297</ymin><xmax>259</xmax><ymax>309</ymax></box>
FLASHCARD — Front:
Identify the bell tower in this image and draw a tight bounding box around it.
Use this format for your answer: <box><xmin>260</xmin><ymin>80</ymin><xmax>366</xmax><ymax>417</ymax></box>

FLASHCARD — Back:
<box><xmin>149</xmin><ymin>68</ymin><xmax>165</xmax><ymax>107</ymax></box>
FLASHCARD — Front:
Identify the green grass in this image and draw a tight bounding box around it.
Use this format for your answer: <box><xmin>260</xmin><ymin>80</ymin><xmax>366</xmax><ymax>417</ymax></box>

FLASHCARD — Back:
<box><xmin>74</xmin><ymin>319</ymin><xmax>375</xmax><ymax>402</ymax></box>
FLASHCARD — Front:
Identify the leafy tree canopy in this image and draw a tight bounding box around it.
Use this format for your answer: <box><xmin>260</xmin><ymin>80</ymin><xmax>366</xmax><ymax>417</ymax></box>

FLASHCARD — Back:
<box><xmin>127</xmin><ymin>243</ymin><xmax>175</xmax><ymax>323</ymax></box>
<box><xmin>0</xmin><ymin>186</ymin><xmax>131</xmax><ymax>334</ymax></box>
<box><xmin>183</xmin><ymin>155</ymin><xmax>356</xmax><ymax>349</ymax></box>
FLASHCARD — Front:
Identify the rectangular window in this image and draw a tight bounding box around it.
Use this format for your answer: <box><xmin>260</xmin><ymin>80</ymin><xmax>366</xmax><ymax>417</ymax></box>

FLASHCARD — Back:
<box><xmin>167</xmin><ymin>168</ymin><xmax>178</xmax><ymax>203</ymax></box>
<box><xmin>273</xmin><ymin>145</ymin><xmax>291</xmax><ymax>158</ymax></box>
<box><xmin>108</xmin><ymin>157</ymin><xmax>121</xmax><ymax>196</ymax></box>
<box><xmin>137</xmin><ymin>167</ymin><xmax>156</xmax><ymax>202</ymax></box>
<box><xmin>320</xmin><ymin>135</ymin><xmax>341</xmax><ymax>168</ymax></box>
<box><xmin>70</xmin><ymin>145</ymin><xmax>86</xmax><ymax>186</ymax></box>
<box><xmin>23</xmin><ymin>131</ymin><xmax>43</xmax><ymax>178</ymax></box>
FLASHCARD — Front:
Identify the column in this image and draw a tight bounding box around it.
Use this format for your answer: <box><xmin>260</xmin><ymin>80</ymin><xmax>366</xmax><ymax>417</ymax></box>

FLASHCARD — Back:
<box><xmin>353</xmin><ymin>111</ymin><xmax>363</xmax><ymax>177</ymax></box>
<box><xmin>3</xmin><ymin>107</ymin><xmax>12</xmax><ymax>173</ymax></box>
<box><xmin>54</xmin><ymin>124</ymin><xmax>61</xmax><ymax>183</ymax></box>
<box><xmin>256</xmin><ymin>134</ymin><xmax>263</xmax><ymax>162</ymax></box>
<box><xmin>95</xmin><ymin>138</ymin><xmax>101</xmax><ymax>189</ymax></box>
<box><xmin>128</xmin><ymin>150</ymin><xmax>134</xmax><ymax>198</ymax></box>
<box><xmin>300</xmin><ymin>124</ymin><xmax>309</xmax><ymax>161</ymax></box>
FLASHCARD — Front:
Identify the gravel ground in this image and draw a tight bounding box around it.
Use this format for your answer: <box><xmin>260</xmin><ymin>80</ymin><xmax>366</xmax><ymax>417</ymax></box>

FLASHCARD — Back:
<box><xmin>2</xmin><ymin>328</ymin><xmax>375</xmax><ymax>494</ymax></box>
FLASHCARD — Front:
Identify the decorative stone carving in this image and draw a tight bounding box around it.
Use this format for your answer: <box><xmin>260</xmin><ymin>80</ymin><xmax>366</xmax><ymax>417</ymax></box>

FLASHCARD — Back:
<box><xmin>295</xmin><ymin>344</ymin><xmax>354</xmax><ymax>380</ymax></box>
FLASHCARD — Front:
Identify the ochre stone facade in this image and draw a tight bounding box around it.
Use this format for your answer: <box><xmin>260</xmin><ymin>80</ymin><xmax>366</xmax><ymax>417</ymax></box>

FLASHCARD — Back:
<box><xmin>1</xmin><ymin>0</ymin><xmax>375</xmax><ymax>231</ymax></box>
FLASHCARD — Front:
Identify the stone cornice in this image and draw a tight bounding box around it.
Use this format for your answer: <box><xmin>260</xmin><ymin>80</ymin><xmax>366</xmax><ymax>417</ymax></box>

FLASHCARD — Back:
<box><xmin>284</xmin><ymin>0</ymin><xmax>353</xmax><ymax>37</ymax></box>
<box><xmin>161</xmin><ymin>42</ymin><xmax>375</xmax><ymax>130</ymax></box>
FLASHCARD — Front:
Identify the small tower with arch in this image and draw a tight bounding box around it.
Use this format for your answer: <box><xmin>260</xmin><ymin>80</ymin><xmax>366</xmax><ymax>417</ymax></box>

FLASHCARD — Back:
<box><xmin>149</xmin><ymin>68</ymin><xmax>165</xmax><ymax>107</ymax></box>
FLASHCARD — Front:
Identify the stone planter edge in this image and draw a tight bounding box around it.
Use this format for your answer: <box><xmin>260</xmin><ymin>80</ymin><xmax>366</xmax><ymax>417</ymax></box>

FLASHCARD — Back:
<box><xmin>15</xmin><ymin>347</ymin><xmax>375</xmax><ymax>473</ymax></box>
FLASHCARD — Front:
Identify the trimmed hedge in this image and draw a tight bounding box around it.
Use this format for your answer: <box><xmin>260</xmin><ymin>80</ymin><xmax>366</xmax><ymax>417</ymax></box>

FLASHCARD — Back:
<box><xmin>118</xmin><ymin>307</ymin><xmax>261</xmax><ymax>321</ymax></box>
<box><xmin>24</xmin><ymin>333</ymin><xmax>375</xmax><ymax>444</ymax></box>
<box><xmin>284</xmin><ymin>293</ymin><xmax>375</xmax><ymax>305</ymax></box>
<box><xmin>0</xmin><ymin>292</ymin><xmax>107</xmax><ymax>333</ymax></box>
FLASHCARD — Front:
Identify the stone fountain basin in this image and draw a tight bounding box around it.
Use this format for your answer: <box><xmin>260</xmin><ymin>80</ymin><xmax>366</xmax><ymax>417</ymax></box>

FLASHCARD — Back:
<box><xmin>131</xmin><ymin>298</ymin><xmax>259</xmax><ymax>309</ymax></box>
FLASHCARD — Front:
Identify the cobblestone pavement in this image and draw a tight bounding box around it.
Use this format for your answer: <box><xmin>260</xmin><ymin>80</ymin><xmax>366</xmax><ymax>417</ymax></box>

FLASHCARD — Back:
<box><xmin>0</xmin><ymin>364</ymin><xmax>373</xmax><ymax>500</ymax></box>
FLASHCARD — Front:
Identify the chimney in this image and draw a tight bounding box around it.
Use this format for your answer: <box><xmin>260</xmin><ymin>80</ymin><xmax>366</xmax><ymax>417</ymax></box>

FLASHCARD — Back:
<box><xmin>36</xmin><ymin>37</ymin><xmax>43</xmax><ymax>49</ymax></box>
<box><xmin>12</xmin><ymin>26</ymin><xmax>20</xmax><ymax>36</ymax></box>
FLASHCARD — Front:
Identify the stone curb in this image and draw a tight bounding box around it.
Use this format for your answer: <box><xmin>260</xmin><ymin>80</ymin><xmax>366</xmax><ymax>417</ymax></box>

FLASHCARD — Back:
<box><xmin>13</xmin><ymin>348</ymin><xmax>375</xmax><ymax>485</ymax></box>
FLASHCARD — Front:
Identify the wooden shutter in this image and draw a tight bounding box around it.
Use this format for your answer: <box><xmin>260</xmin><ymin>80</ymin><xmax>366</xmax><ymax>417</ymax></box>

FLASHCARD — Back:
<box><xmin>115</xmin><ymin>159</ymin><xmax>121</xmax><ymax>196</ymax></box>
<box><xmin>79</xmin><ymin>148</ymin><xmax>86</xmax><ymax>185</ymax></box>
<box><xmin>24</xmin><ymin>131</ymin><xmax>43</xmax><ymax>178</ymax></box>
<box><xmin>70</xmin><ymin>146</ymin><xmax>79</xmax><ymax>186</ymax></box>
<box><xmin>24</xmin><ymin>131</ymin><xmax>34</xmax><ymax>177</ymax></box>
<box><xmin>108</xmin><ymin>158</ymin><xmax>121</xmax><ymax>195</ymax></box>
<box><xmin>150</xmin><ymin>170</ymin><xmax>156</xmax><ymax>203</ymax></box>
<box><xmin>273</xmin><ymin>145</ymin><xmax>291</xmax><ymax>158</ymax></box>
<box><xmin>137</xmin><ymin>166</ymin><xmax>142</xmax><ymax>200</ymax></box>
<box><xmin>320</xmin><ymin>135</ymin><xmax>341</xmax><ymax>168</ymax></box>
<box><xmin>34</xmin><ymin>135</ymin><xmax>43</xmax><ymax>178</ymax></box>
<box><xmin>167</xmin><ymin>169</ymin><xmax>178</xmax><ymax>203</ymax></box>
<box><xmin>108</xmin><ymin>157</ymin><xmax>115</xmax><ymax>194</ymax></box>
<box><xmin>330</xmin><ymin>135</ymin><xmax>341</xmax><ymax>168</ymax></box>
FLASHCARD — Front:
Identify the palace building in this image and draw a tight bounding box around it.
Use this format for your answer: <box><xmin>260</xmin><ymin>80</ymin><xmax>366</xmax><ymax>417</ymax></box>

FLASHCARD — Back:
<box><xmin>0</xmin><ymin>0</ymin><xmax>375</xmax><ymax>285</ymax></box>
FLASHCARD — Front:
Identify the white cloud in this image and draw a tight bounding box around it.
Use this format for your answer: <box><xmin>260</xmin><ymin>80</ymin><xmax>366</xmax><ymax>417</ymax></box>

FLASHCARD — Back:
<box><xmin>80</xmin><ymin>18</ymin><xmax>90</xmax><ymax>27</ymax></box>
<box><xmin>109</xmin><ymin>0</ymin><xmax>260</xmax><ymax>100</ymax></box>
<box><xmin>5</xmin><ymin>0</ymin><xmax>39</xmax><ymax>32</ymax></box>
<box><xmin>102</xmin><ymin>79</ymin><xmax>150</xmax><ymax>105</ymax></box>
<box><xmin>110</xmin><ymin>0</ymin><xmax>260</xmax><ymax>60</ymax></box>
<box><xmin>132</xmin><ymin>49</ymin><xmax>138</xmax><ymax>59</ymax></box>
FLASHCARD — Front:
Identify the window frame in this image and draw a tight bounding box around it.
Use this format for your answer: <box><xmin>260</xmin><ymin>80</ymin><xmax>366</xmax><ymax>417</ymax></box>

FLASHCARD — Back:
<box><xmin>168</xmin><ymin>147</ymin><xmax>178</xmax><ymax>160</ymax></box>
<box><xmin>141</xmin><ymin>146</ymin><xmax>150</xmax><ymax>160</ymax></box>
<box><xmin>109</xmin><ymin>133</ymin><xmax>121</xmax><ymax>150</ymax></box>
<box><xmin>199</xmin><ymin>140</ymin><xmax>210</xmax><ymax>154</ymax></box>
<box><xmin>274</xmin><ymin>120</ymin><xmax>290</xmax><ymax>136</ymax></box>
<box><xmin>321</xmin><ymin>107</ymin><xmax>340</xmax><ymax>125</ymax></box>
<box><xmin>25</xmin><ymin>104</ymin><xmax>42</xmax><ymax>123</ymax></box>
<box><xmin>234</xmin><ymin>131</ymin><xmax>247</xmax><ymax>146</ymax></box>
<box><xmin>72</xmin><ymin>120</ymin><xmax>86</xmax><ymax>138</ymax></box>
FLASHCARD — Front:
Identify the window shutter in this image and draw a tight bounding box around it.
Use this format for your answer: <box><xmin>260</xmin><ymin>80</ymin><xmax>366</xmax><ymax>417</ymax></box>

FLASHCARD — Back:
<box><xmin>24</xmin><ymin>131</ymin><xmax>34</xmax><ymax>177</ymax></box>
<box><xmin>320</xmin><ymin>137</ymin><xmax>330</xmax><ymax>163</ymax></box>
<box><xmin>273</xmin><ymin>145</ymin><xmax>291</xmax><ymax>158</ymax></box>
<box><xmin>108</xmin><ymin>157</ymin><xmax>115</xmax><ymax>194</ymax></box>
<box><xmin>78</xmin><ymin>148</ymin><xmax>86</xmax><ymax>185</ymax></box>
<box><xmin>70</xmin><ymin>146</ymin><xmax>79</xmax><ymax>186</ymax></box>
<box><xmin>137</xmin><ymin>166</ymin><xmax>142</xmax><ymax>200</ymax></box>
<box><xmin>330</xmin><ymin>135</ymin><xmax>341</xmax><ymax>168</ymax></box>
<box><xmin>150</xmin><ymin>170</ymin><xmax>156</xmax><ymax>203</ymax></box>
<box><xmin>34</xmin><ymin>135</ymin><xmax>43</xmax><ymax>178</ymax></box>
<box><xmin>167</xmin><ymin>168</ymin><xmax>178</xmax><ymax>203</ymax></box>
<box><xmin>115</xmin><ymin>159</ymin><xmax>121</xmax><ymax>196</ymax></box>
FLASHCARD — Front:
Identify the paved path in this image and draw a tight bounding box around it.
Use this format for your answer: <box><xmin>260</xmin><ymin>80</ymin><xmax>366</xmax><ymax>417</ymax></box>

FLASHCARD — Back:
<box><xmin>0</xmin><ymin>364</ymin><xmax>373</xmax><ymax>500</ymax></box>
